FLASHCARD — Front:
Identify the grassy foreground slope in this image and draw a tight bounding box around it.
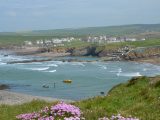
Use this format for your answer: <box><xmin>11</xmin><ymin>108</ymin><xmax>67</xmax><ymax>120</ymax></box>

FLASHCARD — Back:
<box><xmin>0</xmin><ymin>76</ymin><xmax>160</xmax><ymax>120</ymax></box>
<box><xmin>75</xmin><ymin>76</ymin><xmax>160</xmax><ymax>120</ymax></box>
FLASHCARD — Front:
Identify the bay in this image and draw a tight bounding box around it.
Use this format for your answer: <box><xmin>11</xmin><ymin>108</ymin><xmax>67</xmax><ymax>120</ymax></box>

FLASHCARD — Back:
<box><xmin>0</xmin><ymin>54</ymin><xmax>160</xmax><ymax>100</ymax></box>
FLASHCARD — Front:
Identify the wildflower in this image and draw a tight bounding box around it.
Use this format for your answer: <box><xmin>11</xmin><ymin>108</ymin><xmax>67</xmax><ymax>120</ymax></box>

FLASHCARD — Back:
<box><xmin>51</xmin><ymin>102</ymin><xmax>81</xmax><ymax>117</ymax></box>
<box><xmin>16</xmin><ymin>112</ymin><xmax>40</xmax><ymax>120</ymax></box>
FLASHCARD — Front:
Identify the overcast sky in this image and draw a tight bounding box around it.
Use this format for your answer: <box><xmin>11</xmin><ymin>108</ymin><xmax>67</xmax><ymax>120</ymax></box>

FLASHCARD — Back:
<box><xmin>0</xmin><ymin>0</ymin><xmax>160</xmax><ymax>32</ymax></box>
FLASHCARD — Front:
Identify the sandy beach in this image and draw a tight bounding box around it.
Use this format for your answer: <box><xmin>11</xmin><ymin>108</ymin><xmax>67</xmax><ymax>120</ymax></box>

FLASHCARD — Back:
<box><xmin>0</xmin><ymin>90</ymin><xmax>73</xmax><ymax>105</ymax></box>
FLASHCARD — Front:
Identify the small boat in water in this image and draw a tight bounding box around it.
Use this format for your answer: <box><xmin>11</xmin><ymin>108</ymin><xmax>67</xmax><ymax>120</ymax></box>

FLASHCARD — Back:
<box><xmin>63</xmin><ymin>80</ymin><xmax>72</xmax><ymax>83</ymax></box>
<box><xmin>42</xmin><ymin>84</ymin><xmax>49</xmax><ymax>88</ymax></box>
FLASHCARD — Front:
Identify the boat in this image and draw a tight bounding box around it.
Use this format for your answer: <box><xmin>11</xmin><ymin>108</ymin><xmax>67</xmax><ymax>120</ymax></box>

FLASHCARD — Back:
<box><xmin>63</xmin><ymin>80</ymin><xmax>72</xmax><ymax>83</ymax></box>
<box><xmin>42</xmin><ymin>84</ymin><xmax>49</xmax><ymax>88</ymax></box>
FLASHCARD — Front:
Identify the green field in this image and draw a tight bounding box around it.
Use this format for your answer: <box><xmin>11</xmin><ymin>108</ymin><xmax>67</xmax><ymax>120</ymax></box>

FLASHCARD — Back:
<box><xmin>0</xmin><ymin>76</ymin><xmax>160</xmax><ymax>120</ymax></box>
<box><xmin>1</xmin><ymin>24</ymin><xmax>160</xmax><ymax>37</ymax></box>
<box><xmin>103</xmin><ymin>39</ymin><xmax>160</xmax><ymax>50</ymax></box>
<box><xmin>0</xmin><ymin>34</ymin><xmax>160</xmax><ymax>53</ymax></box>
<box><xmin>0</xmin><ymin>36</ymin><xmax>58</xmax><ymax>46</ymax></box>
<box><xmin>63</xmin><ymin>39</ymin><xmax>160</xmax><ymax>50</ymax></box>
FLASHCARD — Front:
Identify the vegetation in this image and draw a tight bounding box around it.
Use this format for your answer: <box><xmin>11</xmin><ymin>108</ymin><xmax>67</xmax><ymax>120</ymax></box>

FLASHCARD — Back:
<box><xmin>0</xmin><ymin>76</ymin><xmax>160</xmax><ymax>120</ymax></box>
<box><xmin>63</xmin><ymin>38</ymin><xmax>160</xmax><ymax>52</ymax></box>
<box><xmin>0</xmin><ymin>101</ymin><xmax>56</xmax><ymax>120</ymax></box>
<box><xmin>75</xmin><ymin>76</ymin><xmax>160</xmax><ymax>120</ymax></box>
<box><xmin>1</xmin><ymin>24</ymin><xmax>160</xmax><ymax>37</ymax></box>
<box><xmin>103</xmin><ymin>39</ymin><xmax>160</xmax><ymax>50</ymax></box>
<box><xmin>0</xmin><ymin>35</ymin><xmax>58</xmax><ymax>47</ymax></box>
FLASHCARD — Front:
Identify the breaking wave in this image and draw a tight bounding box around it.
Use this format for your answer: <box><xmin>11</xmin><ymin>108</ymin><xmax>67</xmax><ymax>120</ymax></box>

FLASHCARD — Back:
<box><xmin>48</xmin><ymin>70</ymin><xmax>57</xmax><ymax>73</ymax></box>
<box><xmin>117</xmin><ymin>72</ymin><xmax>142</xmax><ymax>77</ymax></box>
<box><xmin>47</xmin><ymin>64</ymin><xmax>58</xmax><ymax>67</ymax></box>
<box><xmin>28</xmin><ymin>67</ymin><xmax>49</xmax><ymax>71</ymax></box>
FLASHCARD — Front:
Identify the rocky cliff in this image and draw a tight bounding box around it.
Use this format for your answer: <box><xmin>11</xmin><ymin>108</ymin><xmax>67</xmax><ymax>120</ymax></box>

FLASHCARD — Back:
<box><xmin>121</xmin><ymin>46</ymin><xmax>160</xmax><ymax>60</ymax></box>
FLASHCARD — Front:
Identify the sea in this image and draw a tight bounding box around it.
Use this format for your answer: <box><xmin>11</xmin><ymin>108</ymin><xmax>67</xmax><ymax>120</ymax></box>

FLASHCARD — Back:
<box><xmin>0</xmin><ymin>51</ymin><xmax>160</xmax><ymax>100</ymax></box>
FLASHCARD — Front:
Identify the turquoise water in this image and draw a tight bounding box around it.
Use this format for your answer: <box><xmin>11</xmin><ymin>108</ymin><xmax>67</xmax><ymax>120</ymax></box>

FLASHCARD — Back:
<box><xmin>0</xmin><ymin>53</ymin><xmax>160</xmax><ymax>100</ymax></box>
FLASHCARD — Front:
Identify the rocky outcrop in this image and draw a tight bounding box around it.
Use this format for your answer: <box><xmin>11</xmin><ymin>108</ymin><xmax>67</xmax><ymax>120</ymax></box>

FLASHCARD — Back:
<box><xmin>69</xmin><ymin>47</ymin><xmax>88</xmax><ymax>56</ymax></box>
<box><xmin>67</xmin><ymin>46</ymin><xmax>99</xmax><ymax>56</ymax></box>
<box><xmin>0</xmin><ymin>84</ymin><xmax>10</xmax><ymax>90</ymax></box>
<box><xmin>51</xmin><ymin>47</ymin><xmax>67</xmax><ymax>53</ymax></box>
<box><xmin>7</xmin><ymin>59</ymin><xmax>52</xmax><ymax>64</ymax></box>
<box><xmin>121</xmin><ymin>46</ymin><xmax>160</xmax><ymax>60</ymax></box>
<box><xmin>14</xmin><ymin>48</ymin><xmax>48</xmax><ymax>55</ymax></box>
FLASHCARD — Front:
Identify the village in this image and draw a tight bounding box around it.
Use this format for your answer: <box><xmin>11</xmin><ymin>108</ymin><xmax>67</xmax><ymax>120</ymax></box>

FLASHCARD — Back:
<box><xmin>86</xmin><ymin>36</ymin><xmax>146</xmax><ymax>43</ymax></box>
<box><xmin>24</xmin><ymin>35</ymin><xmax>146</xmax><ymax>47</ymax></box>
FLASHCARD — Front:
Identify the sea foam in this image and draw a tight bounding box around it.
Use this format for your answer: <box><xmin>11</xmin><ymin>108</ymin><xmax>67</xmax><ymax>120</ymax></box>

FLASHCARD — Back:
<box><xmin>28</xmin><ymin>67</ymin><xmax>49</xmax><ymax>71</ymax></box>
<box><xmin>99</xmin><ymin>65</ymin><xmax>107</xmax><ymax>70</ymax></box>
<box><xmin>117</xmin><ymin>72</ymin><xmax>142</xmax><ymax>77</ymax></box>
<box><xmin>48</xmin><ymin>70</ymin><xmax>57</xmax><ymax>73</ymax></box>
<box><xmin>71</xmin><ymin>62</ymin><xmax>85</xmax><ymax>67</ymax></box>
<box><xmin>47</xmin><ymin>64</ymin><xmax>58</xmax><ymax>67</ymax></box>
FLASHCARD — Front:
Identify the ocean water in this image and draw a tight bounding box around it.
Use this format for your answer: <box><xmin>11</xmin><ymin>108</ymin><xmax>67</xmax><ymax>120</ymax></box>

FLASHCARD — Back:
<box><xmin>0</xmin><ymin>54</ymin><xmax>160</xmax><ymax>100</ymax></box>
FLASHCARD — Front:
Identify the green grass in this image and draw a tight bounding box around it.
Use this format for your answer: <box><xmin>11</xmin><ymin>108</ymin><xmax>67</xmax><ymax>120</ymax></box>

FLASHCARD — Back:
<box><xmin>63</xmin><ymin>40</ymin><xmax>92</xmax><ymax>48</ymax></box>
<box><xmin>0</xmin><ymin>76</ymin><xmax>160</xmax><ymax>120</ymax></box>
<box><xmin>53</xmin><ymin>39</ymin><xmax>160</xmax><ymax>52</ymax></box>
<box><xmin>75</xmin><ymin>76</ymin><xmax>160</xmax><ymax>120</ymax></box>
<box><xmin>0</xmin><ymin>100</ymin><xmax>57</xmax><ymax>120</ymax></box>
<box><xmin>1</xmin><ymin>24</ymin><xmax>160</xmax><ymax>36</ymax></box>
<box><xmin>65</xmin><ymin>39</ymin><xmax>160</xmax><ymax>52</ymax></box>
<box><xmin>0</xmin><ymin>35</ymin><xmax>65</xmax><ymax>47</ymax></box>
<box><xmin>102</xmin><ymin>39</ymin><xmax>160</xmax><ymax>50</ymax></box>
<box><xmin>0</xmin><ymin>34</ymin><xmax>159</xmax><ymax>50</ymax></box>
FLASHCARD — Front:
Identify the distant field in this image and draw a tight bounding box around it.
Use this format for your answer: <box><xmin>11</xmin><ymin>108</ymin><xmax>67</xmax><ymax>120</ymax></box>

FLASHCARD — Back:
<box><xmin>1</xmin><ymin>24</ymin><xmax>160</xmax><ymax>37</ymax></box>
<box><xmin>0</xmin><ymin>36</ymin><xmax>58</xmax><ymax>47</ymax></box>
<box><xmin>103</xmin><ymin>39</ymin><xmax>160</xmax><ymax>50</ymax></box>
<box><xmin>63</xmin><ymin>39</ymin><xmax>160</xmax><ymax>49</ymax></box>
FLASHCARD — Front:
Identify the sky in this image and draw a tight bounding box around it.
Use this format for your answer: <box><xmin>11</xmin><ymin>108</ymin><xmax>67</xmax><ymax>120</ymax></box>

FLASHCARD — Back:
<box><xmin>0</xmin><ymin>0</ymin><xmax>160</xmax><ymax>32</ymax></box>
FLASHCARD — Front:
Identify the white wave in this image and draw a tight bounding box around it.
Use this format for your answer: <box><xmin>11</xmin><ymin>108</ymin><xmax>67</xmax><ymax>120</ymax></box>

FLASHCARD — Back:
<box><xmin>99</xmin><ymin>65</ymin><xmax>107</xmax><ymax>69</ymax></box>
<box><xmin>110</xmin><ymin>68</ymin><xmax>122</xmax><ymax>72</ymax></box>
<box><xmin>71</xmin><ymin>62</ymin><xmax>85</xmax><ymax>67</ymax></box>
<box><xmin>28</xmin><ymin>67</ymin><xmax>49</xmax><ymax>71</ymax></box>
<box><xmin>143</xmin><ymin>68</ymin><xmax>147</xmax><ymax>71</ymax></box>
<box><xmin>0</xmin><ymin>62</ymin><xmax>6</xmax><ymax>65</ymax></box>
<box><xmin>1</xmin><ymin>56</ymin><xmax>30</xmax><ymax>63</ymax></box>
<box><xmin>117</xmin><ymin>72</ymin><xmax>142</xmax><ymax>77</ymax></box>
<box><xmin>118</xmin><ymin>68</ymin><xmax>122</xmax><ymax>72</ymax></box>
<box><xmin>48</xmin><ymin>70</ymin><xmax>57</xmax><ymax>73</ymax></box>
<box><xmin>32</xmin><ymin>62</ymin><xmax>43</xmax><ymax>65</ymax></box>
<box><xmin>47</xmin><ymin>64</ymin><xmax>58</xmax><ymax>67</ymax></box>
<box><xmin>54</xmin><ymin>61</ymin><xmax>63</xmax><ymax>64</ymax></box>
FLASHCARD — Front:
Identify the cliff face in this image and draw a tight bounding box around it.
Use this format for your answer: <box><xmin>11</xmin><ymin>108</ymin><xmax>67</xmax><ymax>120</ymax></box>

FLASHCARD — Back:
<box><xmin>51</xmin><ymin>47</ymin><xmax>66</xmax><ymax>53</ymax></box>
<box><xmin>50</xmin><ymin>45</ymin><xmax>160</xmax><ymax>62</ymax></box>
<box><xmin>67</xmin><ymin>46</ymin><xmax>99</xmax><ymax>56</ymax></box>
<box><xmin>122</xmin><ymin>46</ymin><xmax>160</xmax><ymax>60</ymax></box>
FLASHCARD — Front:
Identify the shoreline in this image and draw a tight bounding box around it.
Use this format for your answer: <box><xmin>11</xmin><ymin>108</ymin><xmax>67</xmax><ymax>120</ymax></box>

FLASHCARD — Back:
<box><xmin>0</xmin><ymin>90</ymin><xmax>73</xmax><ymax>105</ymax></box>
<box><xmin>134</xmin><ymin>57</ymin><xmax>160</xmax><ymax>65</ymax></box>
<box><xmin>1</xmin><ymin>47</ymin><xmax>160</xmax><ymax>65</ymax></box>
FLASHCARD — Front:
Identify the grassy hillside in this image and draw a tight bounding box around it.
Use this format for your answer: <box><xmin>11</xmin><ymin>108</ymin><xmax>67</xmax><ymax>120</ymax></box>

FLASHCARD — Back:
<box><xmin>1</xmin><ymin>24</ymin><xmax>160</xmax><ymax>37</ymax></box>
<box><xmin>0</xmin><ymin>35</ymin><xmax>60</xmax><ymax>47</ymax></box>
<box><xmin>63</xmin><ymin>39</ymin><xmax>160</xmax><ymax>50</ymax></box>
<box><xmin>0</xmin><ymin>24</ymin><xmax>160</xmax><ymax>47</ymax></box>
<box><xmin>0</xmin><ymin>76</ymin><xmax>160</xmax><ymax>120</ymax></box>
<box><xmin>75</xmin><ymin>76</ymin><xmax>160</xmax><ymax>120</ymax></box>
<box><xmin>103</xmin><ymin>39</ymin><xmax>160</xmax><ymax>50</ymax></box>
<box><xmin>19</xmin><ymin>24</ymin><xmax>160</xmax><ymax>36</ymax></box>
